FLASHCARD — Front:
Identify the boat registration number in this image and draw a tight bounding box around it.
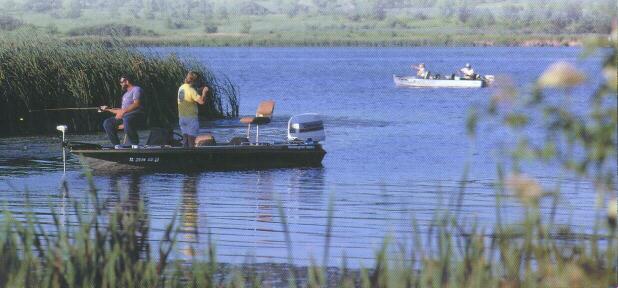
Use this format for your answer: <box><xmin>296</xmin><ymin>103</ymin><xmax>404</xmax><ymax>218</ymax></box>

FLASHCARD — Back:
<box><xmin>129</xmin><ymin>157</ymin><xmax>160</xmax><ymax>163</ymax></box>
<box><xmin>287</xmin><ymin>145</ymin><xmax>313</xmax><ymax>150</ymax></box>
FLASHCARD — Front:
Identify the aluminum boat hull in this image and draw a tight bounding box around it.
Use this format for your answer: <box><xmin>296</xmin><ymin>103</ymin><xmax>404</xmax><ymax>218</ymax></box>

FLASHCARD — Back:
<box><xmin>69</xmin><ymin>143</ymin><xmax>326</xmax><ymax>172</ymax></box>
<box><xmin>393</xmin><ymin>75</ymin><xmax>488</xmax><ymax>88</ymax></box>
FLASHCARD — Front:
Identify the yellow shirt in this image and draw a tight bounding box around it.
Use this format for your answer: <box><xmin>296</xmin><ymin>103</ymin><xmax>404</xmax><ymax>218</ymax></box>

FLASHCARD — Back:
<box><xmin>177</xmin><ymin>83</ymin><xmax>201</xmax><ymax>118</ymax></box>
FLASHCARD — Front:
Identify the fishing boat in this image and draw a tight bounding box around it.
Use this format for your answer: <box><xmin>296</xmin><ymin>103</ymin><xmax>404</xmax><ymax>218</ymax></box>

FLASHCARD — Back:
<box><xmin>393</xmin><ymin>74</ymin><xmax>494</xmax><ymax>88</ymax></box>
<box><xmin>60</xmin><ymin>112</ymin><xmax>327</xmax><ymax>172</ymax></box>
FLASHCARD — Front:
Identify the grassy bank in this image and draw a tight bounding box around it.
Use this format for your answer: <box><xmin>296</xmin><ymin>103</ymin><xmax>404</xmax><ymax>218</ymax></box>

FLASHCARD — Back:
<box><xmin>0</xmin><ymin>0</ymin><xmax>615</xmax><ymax>47</ymax></box>
<box><xmin>58</xmin><ymin>33</ymin><xmax>589</xmax><ymax>48</ymax></box>
<box><xmin>0</xmin><ymin>35</ymin><xmax>239</xmax><ymax>136</ymax></box>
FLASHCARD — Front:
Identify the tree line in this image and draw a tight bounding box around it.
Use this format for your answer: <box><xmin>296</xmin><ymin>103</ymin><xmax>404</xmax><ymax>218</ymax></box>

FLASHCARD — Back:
<box><xmin>0</xmin><ymin>0</ymin><xmax>615</xmax><ymax>34</ymax></box>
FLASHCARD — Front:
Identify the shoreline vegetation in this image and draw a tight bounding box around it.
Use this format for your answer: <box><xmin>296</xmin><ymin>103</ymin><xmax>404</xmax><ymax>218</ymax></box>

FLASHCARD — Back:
<box><xmin>59</xmin><ymin>34</ymin><xmax>593</xmax><ymax>48</ymax></box>
<box><xmin>0</xmin><ymin>35</ymin><xmax>239</xmax><ymax>136</ymax></box>
<box><xmin>0</xmin><ymin>0</ymin><xmax>615</xmax><ymax>48</ymax></box>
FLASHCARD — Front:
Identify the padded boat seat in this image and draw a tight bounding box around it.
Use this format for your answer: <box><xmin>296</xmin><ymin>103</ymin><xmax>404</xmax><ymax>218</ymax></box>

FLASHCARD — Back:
<box><xmin>241</xmin><ymin>100</ymin><xmax>275</xmax><ymax>143</ymax></box>
<box><xmin>195</xmin><ymin>133</ymin><xmax>216</xmax><ymax>146</ymax></box>
<box><xmin>240</xmin><ymin>116</ymin><xmax>271</xmax><ymax>125</ymax></box>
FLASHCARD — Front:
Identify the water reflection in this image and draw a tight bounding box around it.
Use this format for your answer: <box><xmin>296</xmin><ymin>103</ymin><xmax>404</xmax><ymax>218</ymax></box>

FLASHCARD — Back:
<box><xmin>255</xmin><ymin>171</ymin><xmax>274</xmax><ymax>227</ymax></box>
<box><xmin>103</xmin><ymin>173</ymin><xmax>146</xmax><ymax>212</ymax></box>
<box><xmin>292</xmin><ymin>168</ymin><xmax>326</xmax><ymax>206</ymax></box>
<box><xmin>180</xmin><ymin>175</ymin><xmax>200</xmax><ymax>257</ymax></box>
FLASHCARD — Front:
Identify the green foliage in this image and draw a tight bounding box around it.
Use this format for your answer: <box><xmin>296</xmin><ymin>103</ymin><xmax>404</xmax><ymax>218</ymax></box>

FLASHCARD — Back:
<box><xmin>66</xmin><ymin>24</ymin><xmax>157</xmax><ymax>37</ymax></box>
<box><xmin>0</xmin><ymin>34</ymin><xmax>239</xmax><ymax>135</ymax></box>
<box><xmin>240</xmin><ymin>20</ymin><xmax>252</xmax><ymax>33</ymax></box>
<box><xmin>0</xmin><ymin>14</ymin><xmax>22</xmax><ymax>30</ymax></box>
<box><xmin>0</xmin><ymin>0</ymin><xmax>615</xmax><ymax>46</ymax></box>
<box><xmin>204</xmin><ymin>22</ymin><xmax>218</xmax><ymax>33</ymax></box>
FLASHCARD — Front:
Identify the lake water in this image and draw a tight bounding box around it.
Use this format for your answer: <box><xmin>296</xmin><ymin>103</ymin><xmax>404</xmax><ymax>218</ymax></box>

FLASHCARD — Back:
<box><xmin>0</xmin><ymin>47</ymin><xmax>612</xmax><ymax>267</ymax></box>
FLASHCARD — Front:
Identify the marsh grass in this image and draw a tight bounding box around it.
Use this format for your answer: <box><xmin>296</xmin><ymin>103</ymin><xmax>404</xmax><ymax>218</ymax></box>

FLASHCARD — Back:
<box><xmin>0</xmin><ymin>34</ymin><xmax>239</xmax><ymax>136</ymax></box>
<box><xmin>63</xmin><ymin>33</ymin><xmax>584</xmax><ymax>48</ymax></box>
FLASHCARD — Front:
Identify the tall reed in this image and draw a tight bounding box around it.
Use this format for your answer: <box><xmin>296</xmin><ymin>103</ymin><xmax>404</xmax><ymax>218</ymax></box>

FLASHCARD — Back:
<box><xmin>0</xmin><ymin>34</ymin><xmax>239</xmax><ymax>136</ymax></box>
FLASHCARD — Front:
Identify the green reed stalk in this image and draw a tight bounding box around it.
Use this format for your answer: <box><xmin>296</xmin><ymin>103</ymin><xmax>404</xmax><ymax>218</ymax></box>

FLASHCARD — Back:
<box><xmin>0</xmin><ymin>34</ymin><xmax>239</xmax><ymax>136</ymax></box>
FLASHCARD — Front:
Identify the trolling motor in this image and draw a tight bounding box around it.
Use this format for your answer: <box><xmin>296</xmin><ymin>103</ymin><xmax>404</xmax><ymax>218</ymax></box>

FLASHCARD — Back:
<box><xmin>56</xmin><ymin>125</ymin><xmax>68</xmax><ymax>173</ymax></box>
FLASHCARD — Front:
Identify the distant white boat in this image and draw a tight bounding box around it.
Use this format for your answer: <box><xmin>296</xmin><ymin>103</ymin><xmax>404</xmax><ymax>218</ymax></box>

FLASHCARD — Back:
<box><xmin>393</xmin><ymin>74</ymin><xmax>494</xmax><ymax>88</ymax></box>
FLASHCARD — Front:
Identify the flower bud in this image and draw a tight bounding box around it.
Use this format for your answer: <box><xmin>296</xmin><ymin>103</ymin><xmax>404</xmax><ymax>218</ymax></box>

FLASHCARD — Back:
<box><xmin>608</xmin><ymin>198</ymin><xmax>617</xmax><ymax>228</ymax></box>
<box><xmin>538</xmin><ymin>61</ymin><xmax>585</xmax><ymax>88</ymax></box>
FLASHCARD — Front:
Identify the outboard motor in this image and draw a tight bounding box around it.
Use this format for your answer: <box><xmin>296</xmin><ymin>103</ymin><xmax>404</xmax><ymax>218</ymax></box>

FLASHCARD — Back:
<box><xmin>287</xmin><ymin>113</ymin><xmax>325</xmax><ymax>143</ymax></box>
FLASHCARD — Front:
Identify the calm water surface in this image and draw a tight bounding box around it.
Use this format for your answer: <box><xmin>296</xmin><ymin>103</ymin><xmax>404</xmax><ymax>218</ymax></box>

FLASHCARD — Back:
<box><xmin>0</xmin><ymin>47</ymin><xmax>612</xmax><ymax>266</ymax></box>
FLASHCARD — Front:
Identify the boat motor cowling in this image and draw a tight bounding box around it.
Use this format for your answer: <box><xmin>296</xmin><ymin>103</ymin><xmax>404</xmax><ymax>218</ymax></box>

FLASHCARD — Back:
<box><xmin>287</xmin><ymin>113</ymin><xmax>325</xmax><ymax>143</ymax></box>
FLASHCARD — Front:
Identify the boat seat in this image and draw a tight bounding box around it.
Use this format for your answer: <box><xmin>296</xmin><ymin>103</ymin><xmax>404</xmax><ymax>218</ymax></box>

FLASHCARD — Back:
<box><xmin>195</xmin><ymin>133</ymin><xmax>216</xmax><ymax>146</ymax></box>
<box><xmin>146</xmin><ymin>127</ymin><xmax>177</xmax><ymax>146</ymax></box>
<box><xmin>240</xmin><ymin>100</ymin><xmax>275</xmax><ymax>144</ymax></box>
<box><xmin>117</xmin><ymin>124</ymin><xmax>144</xmax><ymax>145</ymax></box>
<box><xmin>229</xmin><ymin>136</ymin><xmax>249</xmax><ymax>145</ymax></box>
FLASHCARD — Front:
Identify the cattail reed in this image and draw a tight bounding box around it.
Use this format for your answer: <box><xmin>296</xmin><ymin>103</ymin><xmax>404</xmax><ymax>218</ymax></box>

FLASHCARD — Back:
<box><xmin>0</xmin><ymin>34</ymin><xmax>239</xmax><ymax>135</ymax></box>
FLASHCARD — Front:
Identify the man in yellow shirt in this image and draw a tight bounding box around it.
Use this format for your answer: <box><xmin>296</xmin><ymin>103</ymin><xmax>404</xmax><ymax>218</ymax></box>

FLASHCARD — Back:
<box><xmin>178</xmin><ymin>71</ymin><xmax>208</xmax><ymax>147</ymax></box>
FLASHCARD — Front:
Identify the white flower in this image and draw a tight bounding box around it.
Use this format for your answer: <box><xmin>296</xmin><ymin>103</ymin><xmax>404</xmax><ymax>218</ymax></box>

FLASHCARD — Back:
<box><xmin>537</xmin><ymin>61</ymin><xmax>586</xmax><ymax>88</ymax></box>
<box><xmin>506</xmin><ymin>174</ymin><xmax>544</xmax><ymax>205</ymax></box>
<box><xmin>603</xmin><ymin>66</ymin><xmax>617</xmax><ymax>91</ymax></box>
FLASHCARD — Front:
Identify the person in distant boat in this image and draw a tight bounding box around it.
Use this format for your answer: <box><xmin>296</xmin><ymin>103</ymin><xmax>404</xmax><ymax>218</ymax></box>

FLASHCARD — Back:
<box><xmin>460</xmin><ymin>63</ymin><xmax>476</xmax><ymax>80</ymax></box>
<box><xmin>178</xmin><ymin>71</ymin><xmax>209</xmax><ymax>148</ymax></box>
<box><xmin>101</xmin><ymin>75</ymin><xmax>145</xmax><ymax>146</ymax></box>
<box><xmin>412</xmin><ymin>63</ymin><xmax>430</xmax><ymax>79</ymax></box>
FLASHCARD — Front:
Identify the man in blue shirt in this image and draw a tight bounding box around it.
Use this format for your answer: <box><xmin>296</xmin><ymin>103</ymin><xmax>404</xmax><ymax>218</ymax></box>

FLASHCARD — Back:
<box><xmin>101</xmin><ymin>75</ymin><xmax>145</xmax><ymax>145</ymax></box>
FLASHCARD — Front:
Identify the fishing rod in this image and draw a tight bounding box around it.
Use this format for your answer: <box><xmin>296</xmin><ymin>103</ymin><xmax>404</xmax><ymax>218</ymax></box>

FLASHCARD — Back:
<box><xmin>28</xmin><ymin>107</ymin><xmax>103</xmax><ymax>112</ymax></box>
<box><xmin>28</xmin><ymin>106</ymin><xmax>119</xmax><ymax>113</ymax></box>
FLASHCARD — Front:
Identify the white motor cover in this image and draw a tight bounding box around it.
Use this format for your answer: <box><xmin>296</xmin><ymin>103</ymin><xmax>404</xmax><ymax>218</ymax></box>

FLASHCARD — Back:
<box><xmin>287</xmin><ymin>113</ymin><xmax>325</xmax><ymax>142</ymax></box>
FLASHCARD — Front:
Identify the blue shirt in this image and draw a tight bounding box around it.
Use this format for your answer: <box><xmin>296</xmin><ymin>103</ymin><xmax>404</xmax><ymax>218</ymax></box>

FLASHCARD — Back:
<box><xmin>121</xmin><ymin>86</ymin><xmax>143</xmax><ymax>112</ymax></box>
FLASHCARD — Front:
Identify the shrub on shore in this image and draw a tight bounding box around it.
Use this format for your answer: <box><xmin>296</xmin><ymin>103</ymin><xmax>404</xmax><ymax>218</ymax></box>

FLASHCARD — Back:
<box><xmin>66</xmin><ymin>24</ymin><xmax>158</xmax><ymax>37</ymax></box>
<box><xmin>0</xmin><ymin>34</ymin><xmax>239</xmax><ymax>135</ymax></box>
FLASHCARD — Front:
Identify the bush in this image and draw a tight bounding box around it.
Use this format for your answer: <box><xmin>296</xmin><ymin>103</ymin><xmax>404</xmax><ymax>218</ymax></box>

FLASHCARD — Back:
<box><xmin>346</xmin><ymin>12</ymin><xmax>361</xmax><ymax>22</ymax></box>
<box><xmin>0</xmin><ymin>14</ymin><xmax>23</xmax><ymax>31</ymax></box>
<box><xmin>66</xmin><ymin>24</ymin><xmax>157</xmax><ymax>37</ymax></box>
<box><xmin>413</xmin><ymin>12</ymin><xmax>429</xmax><ymax>21</ymax></box>
<box><xmin>387</xmin><ymin>17</ymin><xmax>410</xmax><ymax>28</ymax></box>
<box><xmin>166</xmin><ymin>18</ymin><xmax>186</xmax><ymax>30</ymax></box>
<box><xmin>204</xmin><ymin>22</ymin><xmax>218</xmax><ymax>34</ymax></box>
<box><xmin>240</xmin><ymin>21</ymin><xmax>252</xmax><ymax>34</ymax></box>
<box><xmin>468</xmin><ymin>9</ymin><xmax>495</xmax><ymax>28</ymax></box>
<box><xmin>45</xmin><ymin>23</ymin><xmax>59</xmax><ymax>35</ymax></box>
